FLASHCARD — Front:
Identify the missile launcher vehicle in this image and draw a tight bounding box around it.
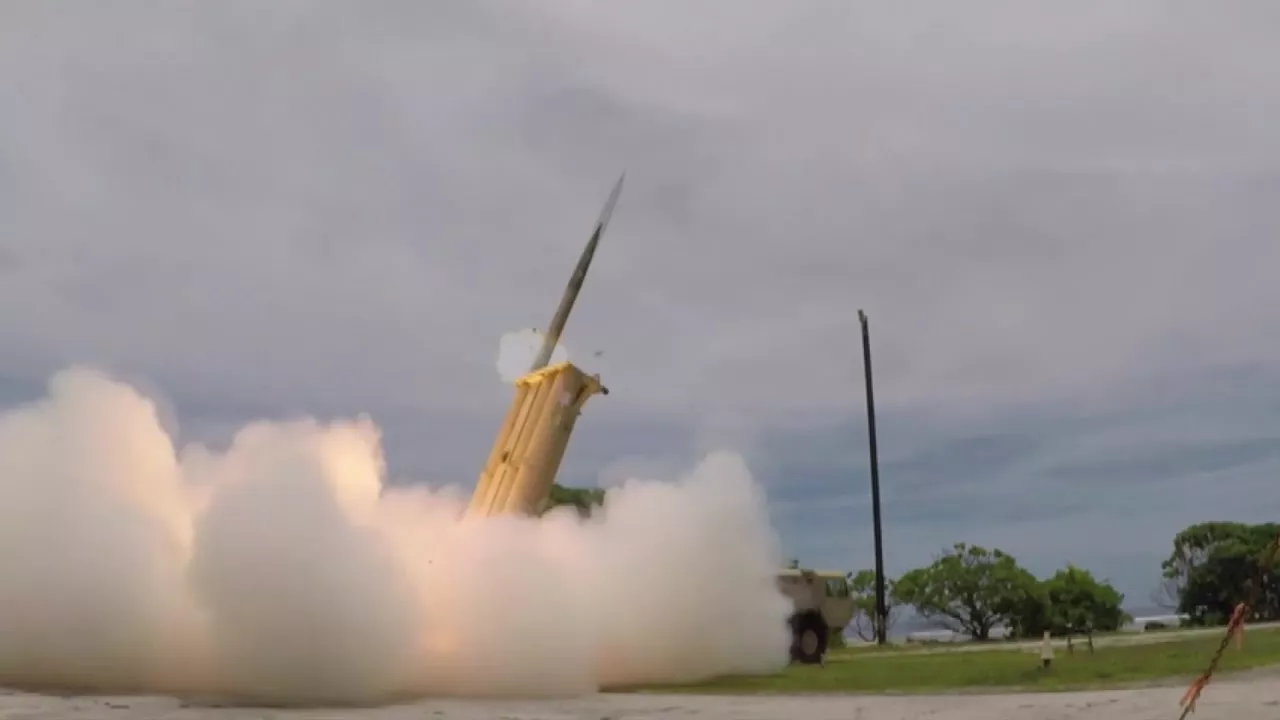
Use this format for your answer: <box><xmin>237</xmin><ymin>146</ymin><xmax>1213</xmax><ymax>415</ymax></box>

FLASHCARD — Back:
<box><xmin>464</xmin><ymin>173</ymin><xmax>852</xmax><ymax>663</ymax></box>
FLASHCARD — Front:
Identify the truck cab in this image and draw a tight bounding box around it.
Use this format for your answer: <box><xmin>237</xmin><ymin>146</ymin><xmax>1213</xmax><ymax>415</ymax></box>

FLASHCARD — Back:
<box><xmin>776</xmin><ymin>569</ymin><xmax>855</xmax><ymax>664</ymax></box>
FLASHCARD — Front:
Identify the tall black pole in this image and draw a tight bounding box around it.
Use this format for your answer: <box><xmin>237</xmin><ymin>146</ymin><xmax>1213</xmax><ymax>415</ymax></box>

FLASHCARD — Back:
<box><xmin>858</xmin><ymin>309</ymin><xmax>888</xmax><ymax>646</ymax></box>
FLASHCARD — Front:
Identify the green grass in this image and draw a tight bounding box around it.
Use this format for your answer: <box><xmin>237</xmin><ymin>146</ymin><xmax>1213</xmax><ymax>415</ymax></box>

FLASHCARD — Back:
<box><xmin>621</xmin><ymin>628</ymin><xmax>1280</xmax><ymax>695</ymax></box>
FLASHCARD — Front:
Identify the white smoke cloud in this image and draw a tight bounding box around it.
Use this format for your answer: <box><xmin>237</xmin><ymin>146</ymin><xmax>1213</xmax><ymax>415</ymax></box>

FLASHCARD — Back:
<box><xmin>0</xmin><ymin>367</ymin><xmax>790</xmax><ymax>704</ymax></box>
<box><xmin>496</xmin><ymin>328</ymin><xmax>571</xmax><ymax>383</ymax></box>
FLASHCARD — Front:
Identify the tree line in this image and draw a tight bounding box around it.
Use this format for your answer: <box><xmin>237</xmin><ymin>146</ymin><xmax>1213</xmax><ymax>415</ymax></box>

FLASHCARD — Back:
<box><xmin>847</xmin><ymin>543</ymin><xmax>1127</xmax><ymax>646</ymax></box>
<box><xmin>845</xmin><ymin>521</ymin><xmax>1279</xmax><ymax>644</ymax></box>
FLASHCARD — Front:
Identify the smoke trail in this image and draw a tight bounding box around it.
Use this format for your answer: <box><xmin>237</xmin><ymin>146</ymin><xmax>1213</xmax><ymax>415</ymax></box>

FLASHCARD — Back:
<box><xmin>0</xmin><ymin>367</ymin><xmax>791</xmax><ymax>703</ymax></box>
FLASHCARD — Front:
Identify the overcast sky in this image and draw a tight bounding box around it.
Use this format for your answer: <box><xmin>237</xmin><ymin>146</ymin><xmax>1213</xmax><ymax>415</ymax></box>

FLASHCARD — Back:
<box><xmin>3</xmin><ymin>1</ymin><xmax>1279</xmax><ymax>603</ymax></box>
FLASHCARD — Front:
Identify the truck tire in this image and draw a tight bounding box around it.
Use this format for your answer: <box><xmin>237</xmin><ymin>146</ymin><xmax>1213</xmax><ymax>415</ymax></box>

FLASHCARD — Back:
<box><xmin>789</xmin><ymin>610</ymin><xmax>829</xmax><ymax>664</ymax></box>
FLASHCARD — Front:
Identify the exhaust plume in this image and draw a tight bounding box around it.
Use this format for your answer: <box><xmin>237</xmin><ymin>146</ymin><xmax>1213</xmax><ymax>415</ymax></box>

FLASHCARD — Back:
<box><xmin>0</xmin><ymin>367</ymin><xmax>790</xmax><ymax>704</ymax></box>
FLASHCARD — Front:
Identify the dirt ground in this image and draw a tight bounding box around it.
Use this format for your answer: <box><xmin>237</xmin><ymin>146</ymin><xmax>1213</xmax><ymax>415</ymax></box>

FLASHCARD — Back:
<box><xmin>1</xmin><ymin>674</ymin><xmax>1276</xmax><ymax>720</ymax></box>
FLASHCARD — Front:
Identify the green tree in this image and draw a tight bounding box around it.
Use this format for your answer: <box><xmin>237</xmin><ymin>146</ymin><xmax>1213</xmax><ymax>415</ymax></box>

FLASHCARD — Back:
<box><xmin>1043</xmin><ymin>564</ymin><xmax>1128</xmax><ymax>651</ymax></box>
<box><xmin>540</xmin><ymin>483</ymin><xmax>606</xmax><ymax>517</ymax></box>
<box><xmin>1162</xmin><ymin>522</ymin><xmax>1251</xmax><ymax>588</ymax></box>
<box><xmin>894</xmin><ymin>543</ymin><xmax>1039</xmax><ymax>641</ymax></box>
<box><xmin>846</xmin><ymin>569</ymin><xmax>900</xmax><ymax>641</ymax></box>
<box><xmin>1162</xmin><ymin>522</ymin><xmax>1279</xmax><ymax>625</ymax></box>
<box><xmin>1005</xmin><ymin>581</ymin><xmax>1051</xmax><ymax>640</ymax></box>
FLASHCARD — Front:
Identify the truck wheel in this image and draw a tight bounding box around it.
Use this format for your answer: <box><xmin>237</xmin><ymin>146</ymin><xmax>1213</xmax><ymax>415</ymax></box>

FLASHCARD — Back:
<box><xmin>789</xmin><ymin>610</ymin><xmax>829</xmax><ymax>664</ymax></box>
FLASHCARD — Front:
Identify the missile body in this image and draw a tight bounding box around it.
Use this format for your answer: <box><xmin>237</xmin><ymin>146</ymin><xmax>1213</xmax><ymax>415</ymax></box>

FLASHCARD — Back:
<box><xmin>528</xmin><ymin>172</ymin><xmax>625</xmax><ymax>371</ymax></box>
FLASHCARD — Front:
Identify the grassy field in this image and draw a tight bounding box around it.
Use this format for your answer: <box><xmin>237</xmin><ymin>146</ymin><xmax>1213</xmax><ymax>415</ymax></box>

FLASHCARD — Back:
<box><xmin>623</xmin><ymin>627</ymin><xmax>1280</xmax><ymax>695</ymax></box>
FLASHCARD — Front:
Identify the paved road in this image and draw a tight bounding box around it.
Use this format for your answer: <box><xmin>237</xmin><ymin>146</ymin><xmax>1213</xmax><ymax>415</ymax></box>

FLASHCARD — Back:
<box><xmin>1</xmin><ymin>674</ymin><xmax>1276</xmax><ymax>720</ymax></box>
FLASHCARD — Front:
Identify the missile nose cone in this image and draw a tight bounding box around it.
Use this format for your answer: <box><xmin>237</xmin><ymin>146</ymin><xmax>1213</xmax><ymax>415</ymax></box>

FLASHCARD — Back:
<box><xmin>597</xmin><ymin>171</ymin><xmax>625</xmax><ymax>233</ymax></box>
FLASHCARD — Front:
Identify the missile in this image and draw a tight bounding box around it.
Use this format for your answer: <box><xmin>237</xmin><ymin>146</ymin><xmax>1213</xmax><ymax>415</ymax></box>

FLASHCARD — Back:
<box><xmin>528</xmin><ymin>171</ymin><xmax>625</xmax><ymax>372</ymax></box>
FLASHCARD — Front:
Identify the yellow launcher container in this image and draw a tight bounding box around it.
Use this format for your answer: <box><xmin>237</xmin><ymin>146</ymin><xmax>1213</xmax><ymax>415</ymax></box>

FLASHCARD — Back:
<box><xmin>466</xmin><ymin>361</ymin><xmax>606</xmax><ymax>518</ymax></box>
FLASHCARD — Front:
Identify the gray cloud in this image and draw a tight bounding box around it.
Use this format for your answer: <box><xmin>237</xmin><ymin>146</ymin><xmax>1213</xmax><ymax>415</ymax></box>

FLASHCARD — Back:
<box><xmin>2</xmin><ymin>1</ymin><xmax>1279</xmax><ymax>601</ymax></box>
